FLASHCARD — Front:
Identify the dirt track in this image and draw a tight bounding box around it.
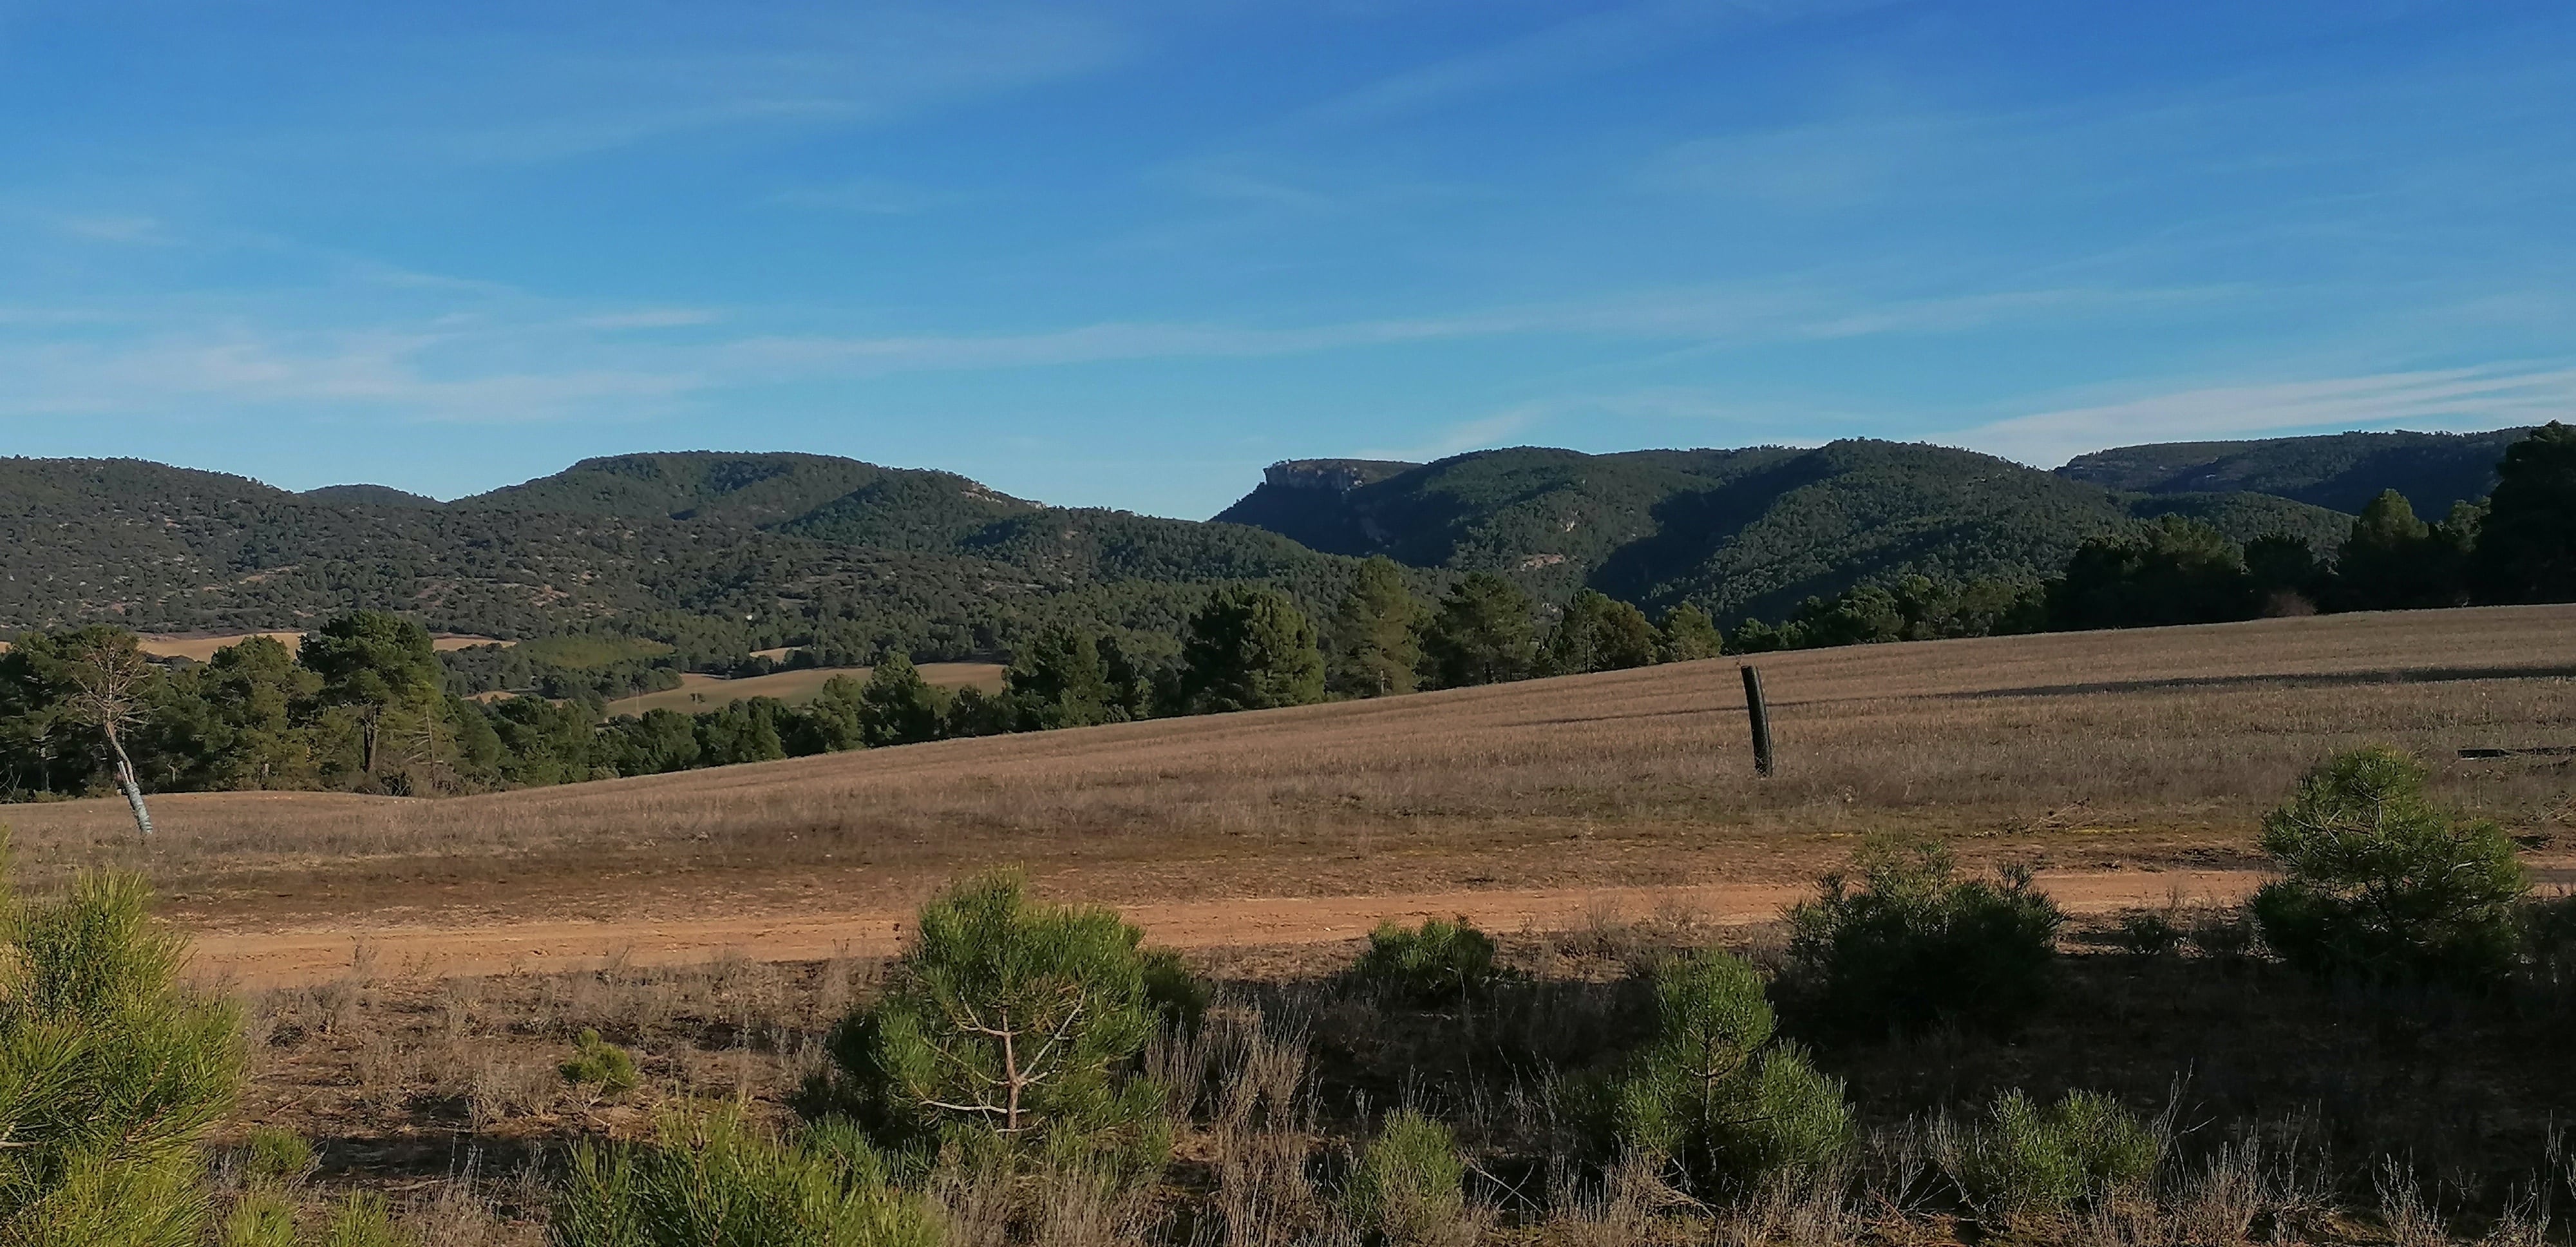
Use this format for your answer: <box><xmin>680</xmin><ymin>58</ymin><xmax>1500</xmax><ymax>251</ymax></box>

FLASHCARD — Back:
<box><xmin>187</xmin><ymin>868</ymin><xmax>2273</xmax><ymax>987</ymax></box>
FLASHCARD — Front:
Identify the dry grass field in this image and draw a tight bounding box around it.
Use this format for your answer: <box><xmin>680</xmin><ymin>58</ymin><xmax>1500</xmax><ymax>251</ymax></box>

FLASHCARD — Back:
<box><xmin>601</xmin><ymin>661</ymin><xmax>1007</xmax><ymax>716</ymax></box>
<box><xmin>1</xmin><ymin>630</ymin><xmax>507</xmax><ymax>660</ymax></box>
<box><xmin>5</xmin><ymin>605</ymin><xmax>2568</xmax><ymax>961</ymax></box>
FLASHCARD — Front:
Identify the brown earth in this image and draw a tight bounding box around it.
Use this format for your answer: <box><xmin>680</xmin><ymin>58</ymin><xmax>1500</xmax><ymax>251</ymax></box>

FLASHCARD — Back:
<box><xmin>190</xmin><ymin>868</ymin><xmax>2298</xmax><ymax>988</ymax></box>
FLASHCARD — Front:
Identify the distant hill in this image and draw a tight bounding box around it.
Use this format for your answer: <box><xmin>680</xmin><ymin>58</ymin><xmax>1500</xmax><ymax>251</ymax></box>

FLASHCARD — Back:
<box><xmin>1217</xmin><ymin>441</ymin><xmax>2351</xmax><ymax>620</ymax></box>
<box><xmin>300</xmin><ymin>483</ymin><xmax>444</xmax><ymax>508</ymax></box>
<box><xmin>2056</xmin><ymin>428</ymin><xmax>2529</xmax><ymax>516</ymax></box>
<box><xmin>0</xmin><ymin>452</ymin><xmax>1359</xmax><ymax>660</ymax></box>
<box><xmin>3</xmin><ymin>434</ymin><xmax>2394</xmax><ymax>650</ymax></box>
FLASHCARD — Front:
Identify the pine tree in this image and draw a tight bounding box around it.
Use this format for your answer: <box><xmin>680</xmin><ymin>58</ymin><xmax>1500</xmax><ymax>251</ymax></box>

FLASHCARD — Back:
<box><xmin>1002</xmin><ymin>628</ymin><xmax>1118</xmax><ymax>729</ymax></box>
<box><xmin>2333</xmin><ymin>490</ymin><xmax>2467</xmax><ymax>610</ymax></box>
<box><xmin>1657</xmin><ymin>604</ymin><xmax>1725</xmax><ymax>662</ymax></box>
<box><xmin>2470</xmin><ymin>421</ymin><xmax>2576</xmax><ymax>604</ymax></box>
<box><xmin>1324</xmin><ymin>557</ymin><xmax>1424</xmax><ymax>698</ymax></box>
<box><xmin>1419</xmin><ymin>573</ymin><xmax>1537</xmax><ymax>688</ymax></box>
<box><xmin>1179</xmin><ymin>587</ymin><xmax>1326</xmax><ymax>713</ymax></box>
<box><xmin>1540</xmin><ymin>589</ymin><xmax>1659</xmax><ymax>675</ymax></box>
<box><xmin>0</xmin><ymin>856</ymin><xmax>244</xmax><ymax>1244</ymax></box>
<box><xmin>299</xmin><ymin>611</ymin><xmax>447</xmax><ymax>781</ymax></box>
<box><xmin>857</xmin><ymin>655</ymin><xmax>946</xmax><ymax>747</ymax></box>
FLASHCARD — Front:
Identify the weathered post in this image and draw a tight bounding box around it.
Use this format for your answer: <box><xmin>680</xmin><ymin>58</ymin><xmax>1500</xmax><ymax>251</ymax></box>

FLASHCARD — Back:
<box><xmin>1739</xmin><ymin>663</ymin><xmax>1774</xmax><ymax>778</ymax></box>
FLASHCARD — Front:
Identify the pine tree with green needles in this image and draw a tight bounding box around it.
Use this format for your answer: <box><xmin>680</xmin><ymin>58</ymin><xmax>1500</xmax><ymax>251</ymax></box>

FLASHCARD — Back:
<box><xmin>2251</xmin><ymin>747</ymin><xmax>2528</xmax><ymax>984</ymax></box>
<box><xmin>1003</xmin><ymin>627</ymin><xmax>1120</xmax><ymax>730</ymax></box>
<box><xmin>1325</xmin><ymin>557</ymin><xmax>1425</xmax><ymax>698</ymax></box>
<box><xmin>0</xmin><ymin>849</ymin><xmax>244</xmax><ymax>1246</ymax></box>
<box><xmin>1419</xmin><ymin>573</ymin><xmax>1537</xmax><ymax>689</ymax></box>
<box><xmin>1656</xmin><ymin>604</ymin><xmax>1725</xmax><ymax>662</ymax></box>
<box><xmin>1613</xmin><ymin>948</ymin><xmax>1850</xmax><ymax>1197</ymax></box>
<box><xmin>1540</xmin><ymin>589</ymin><xmax>1660</xmax><ymax>675</ymax></box>
<box><xmin>2471</xmin><ymin>421</ymin><xmax>2576</xmax><ymax>604</ymax></box>
<box><xmin>817</xmin><ymin>873</ymin><xmax>1179</xmax><ymax>1176</ymax></box>
<box><xmin>1179</xmin><ymin>587</ymin><xmax>1326</xmax><ymax>714</ymax></box>
<box><xmin>856</xmin><ymin>655</ymin><xmax>947</xmax><ymax>747</ymax></box>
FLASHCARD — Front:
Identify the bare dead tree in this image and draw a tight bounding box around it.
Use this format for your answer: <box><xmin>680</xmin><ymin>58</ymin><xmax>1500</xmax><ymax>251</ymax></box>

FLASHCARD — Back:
<box><xmin>64</xmin><ymin>636</ymin><xmax>156</xmax><ymax>838</ymax></box>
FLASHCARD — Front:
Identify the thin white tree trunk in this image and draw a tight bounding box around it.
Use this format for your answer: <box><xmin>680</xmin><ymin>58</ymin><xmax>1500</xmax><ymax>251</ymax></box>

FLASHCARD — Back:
<box><xmin>104</xmin><ymin>726</ymin><xmax>153</xmax><ymax>839</ymax></box>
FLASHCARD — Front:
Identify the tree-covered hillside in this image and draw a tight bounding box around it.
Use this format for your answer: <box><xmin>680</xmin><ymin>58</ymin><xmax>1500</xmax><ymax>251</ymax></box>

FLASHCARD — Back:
<box><xmin>2056</xmin><ymin>428</ymin><xmax>2530</xmax><ymax>515</ymax></box>
<box><xmin>0</xmin><ymin>453</ymin><xmax>1365</xmax><ymax>663</ymax></box>
<box><xmin>1216</xmin><ymin>441</ymin><xmax>2351</xmax><ymax>621</ymax></box>
<box><xmin>0</xmin><ymin>435</ymin><xmax>2396</xmax><ymax>654</ymax></box>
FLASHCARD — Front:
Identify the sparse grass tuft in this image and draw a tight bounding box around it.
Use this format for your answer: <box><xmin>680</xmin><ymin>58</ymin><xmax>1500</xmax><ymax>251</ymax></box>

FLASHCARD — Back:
<box><xmin>553</xmin><ymin>1102</ymin><xmax>934</xmax><ymax>1247</ymax></box>
<box><xmin>1343</xmin><ymin>1109</ymin><xmax>1469</xmax><ymax>1246</ymax></box>
<box><xmin>558</xmin><ymin>1028</ymin><xmax>640</xmax><ymax>1097</ymax></box>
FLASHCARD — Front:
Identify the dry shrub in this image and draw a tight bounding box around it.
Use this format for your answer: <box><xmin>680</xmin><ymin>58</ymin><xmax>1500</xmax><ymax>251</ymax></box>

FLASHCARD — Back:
<box><xmin>1712</xmin><ymin>1163</ymin><xmax>1860</xmax><ymax>1247</ymax></box>
<box><xmin>350</xmin><ymin>1031</ymin><xmax>419</xmax><ymax>1113</ymax></box>
<box><xmin>1555</xmin><ymin>898</ymin><xmax>1713</xmax><ymax>970</ymax></box>
<box><xmin>1541</xmin><ymin>1153</ymin><xmax>1673</xmax><ymax>1247</ymax></box>
<box><xmin>402</xmin><ymin>1178</ymin><xmax>544</xmax><ymax>1247</ymax></box>
<box><xmin>463</xmin><ymin>1055</ymin><xmax>558</xmax><ymax>1132</ymax></box>
<box><xmin>933</xmin><ymin>1162</ymin><xmax>1166</xmax><ymax>1247</ymax></box>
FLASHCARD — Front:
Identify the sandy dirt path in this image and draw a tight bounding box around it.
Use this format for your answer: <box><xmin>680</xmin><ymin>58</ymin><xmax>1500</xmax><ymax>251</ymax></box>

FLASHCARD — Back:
<box><xmin>187</xmin><ymin>868</ymin><xmax>2268</xmax><ymax>987</ymax></box>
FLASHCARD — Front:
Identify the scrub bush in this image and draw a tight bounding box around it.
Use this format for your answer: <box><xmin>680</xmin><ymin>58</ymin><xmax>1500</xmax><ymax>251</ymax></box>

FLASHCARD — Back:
<box><xmin>1350</xmin><ymin>918</ymin><xmax>1501</xmax><ymax>1005</ymax></box>
<box><xmin>2251</xmin><ymin>747</ymin><xmax>2527</xmax><ymax>985</ymax></box>
<box><xmin>1343</xmin><ymin>1110</ymin><xmax>1468</xmax><ymax>1245</ymax></box>
<box><xmin>1784</xmin><ymin>837</ymin><xmax>2062</xmax><ymax>1038</ymax></box>
<box><xmin>560</xmin><ymin>1029</ymin><xmax>641</xmax><ymax>1096</ymax></box>
<box><xmin>551</xmin><ymin>1103</ymin><xmax>934</xmax><ymax>1247</ymax></box>
<box><xmin>1941</xmin><ymin>1089</ymin><xmax>2164</xmax><ymax>1217</ymax></box>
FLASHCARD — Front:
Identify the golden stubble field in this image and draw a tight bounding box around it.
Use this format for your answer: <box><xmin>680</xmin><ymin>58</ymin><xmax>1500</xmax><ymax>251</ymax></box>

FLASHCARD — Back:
<box><xmin>603</xmin><ymin>662</ymin><xmax>1006</xmax><ymax>716</ymax></box>
<box><xmin>6</xmin><ymin>604</ymin><xmax>2569</xmax><ymax>981</ymax></box>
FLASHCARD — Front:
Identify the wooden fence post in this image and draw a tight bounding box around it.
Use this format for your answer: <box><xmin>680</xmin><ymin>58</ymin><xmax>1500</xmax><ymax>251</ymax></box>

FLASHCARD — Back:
<box><xmin>1740</xmin><ymin>664</ymin><xmax>1775</xmax><ymax>778</ymax></box>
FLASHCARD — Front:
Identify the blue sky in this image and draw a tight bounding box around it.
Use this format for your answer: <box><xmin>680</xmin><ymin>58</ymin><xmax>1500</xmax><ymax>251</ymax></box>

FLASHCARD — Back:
<box><xmin>3</xmin><ymin>1</ymin><xmax>2571</xmax><ymax>518</ymax></box>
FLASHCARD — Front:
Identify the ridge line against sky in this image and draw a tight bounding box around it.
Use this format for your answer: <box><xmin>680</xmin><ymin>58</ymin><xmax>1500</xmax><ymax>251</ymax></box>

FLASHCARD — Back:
<box><xmin>2</xmin><ymin>0</ymin><xmax>2570</xmax><ymax>518</ymax></box>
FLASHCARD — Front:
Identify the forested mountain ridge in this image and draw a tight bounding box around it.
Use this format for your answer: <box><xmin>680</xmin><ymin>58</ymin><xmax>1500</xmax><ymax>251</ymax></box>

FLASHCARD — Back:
<box><xmin>2057</xmin><ymin>428</ymin><xmax>2530</xmax><ymax>515</ymax></box>
<box><xmin>5</xmin><ymin>429</ymin><xmax>2492</xmax><ymax>649</ymax></box>
<box><xmin>1215</xmin><ymin>440</ymin><xmax>2351</xmax><ymax>620</ymax></box>
<box><xmin>0</xmin><ymin>453</ymin><xmax>1361</xmax><ymax>660</ymax></box>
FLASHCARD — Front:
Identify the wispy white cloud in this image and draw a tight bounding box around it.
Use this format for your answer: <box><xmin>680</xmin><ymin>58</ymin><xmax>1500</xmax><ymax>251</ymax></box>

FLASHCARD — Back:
<box><xmin>764</xmin><ymin>178</ymin><xmax>960</xmax><ymax>214</ymax></box>
<box><xmin>0</xmin><ymin>273</ymin><xmax>2220</xmax><ymax>431</ymax></box>
<box><xmin>576</xmin><ymin>308</ymin><xmax>722</xmax><ymax>330</ymax></box>
<box><xmin>1952</xmin><ymin>365</ymin><xmax>2576</xmax><ymax>467</ymax></box>
<box><xmin>0</xmin><ymin>323</ymin><xmax>701</xmax><ymax>423</ymax></box>
<box><xmin>717</xmin><ymin>280</ymin><xmax>2220</xmax><ymax>377</ymax></box>
<box><xmin>1370</xmin><ymin>405</ymin><xmax>1549</xmax><ymax>461</ymax></box>
<box><xmin>1296</xmin><ymin>0</ymin><xmax>1893</xmax><ymax>129</ymax></box>
<box><xmin>393</xmin><ymin>5</ymin><xmax>1133</xmax><ymax>164</ymax></box>
<box><xmin>57</xmin><ymin>214</ymin><xmax>176</xmax><ymax>245</ymax></box>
